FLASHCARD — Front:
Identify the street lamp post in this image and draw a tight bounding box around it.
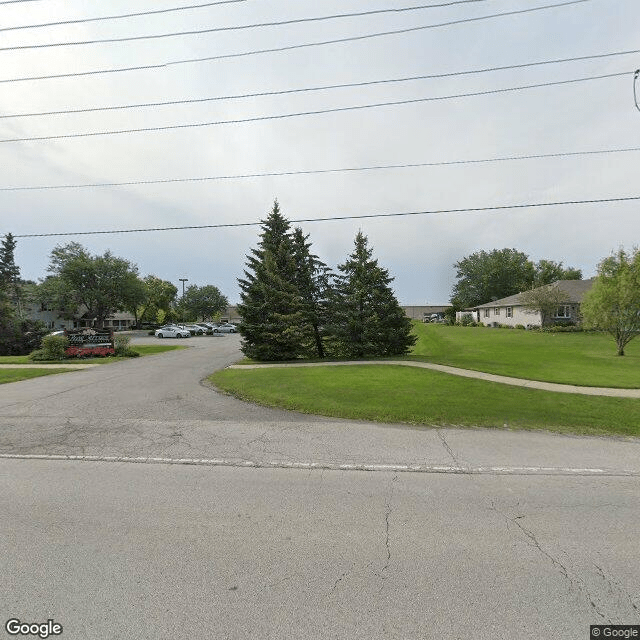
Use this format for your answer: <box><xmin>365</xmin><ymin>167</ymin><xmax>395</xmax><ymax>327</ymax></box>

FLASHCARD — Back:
<box><xmin>179</xmin><ymin>278</ymin><xmax>188</xmax><ymax>323</ymax></box>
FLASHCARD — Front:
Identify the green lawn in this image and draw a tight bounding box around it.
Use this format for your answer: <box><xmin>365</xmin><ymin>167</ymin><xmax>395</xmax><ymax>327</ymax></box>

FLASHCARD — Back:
<box><xmin>0</xmin><ymin>368</ymin><xmax>81</xmax><ymax>384</ymax></box>
<box><xmin>210</xmin><ymin>365</ymin><xmax>640</xmax><ymax>437</ymax></box>
<box><xmin>0</xmin><ymin>344</ymin><xmax>186</xmax><ymax>384</ymax></box>
<box><xmin>0</xmin><ymin>344</ymin><xmax>185</xmax><ymax>365</ymax></box>
<box><xmin>408</xmin><ymin>323</ymin><xmax>640</xmax><ymax>388</ymax></box>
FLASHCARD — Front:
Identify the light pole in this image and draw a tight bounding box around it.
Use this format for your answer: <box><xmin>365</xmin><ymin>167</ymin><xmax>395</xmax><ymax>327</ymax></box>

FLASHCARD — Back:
<box><xmin>179</xmin><ymin>278</ymin><xmax>188</xmax><ymax>323</ymax></box>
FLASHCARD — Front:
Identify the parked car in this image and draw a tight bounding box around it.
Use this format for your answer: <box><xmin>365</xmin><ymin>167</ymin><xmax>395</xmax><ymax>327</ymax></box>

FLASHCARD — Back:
<box><xmin>155</xmin><ymin>325</ymin><xmax>190</xmax><ymax>339</ymax></box>
<box><xmin>179</xmin><ymin>324</ymin><xmax>206</xmax><ymax>336</ymax></box>
<box><xmin>212</xmin><ymin>323</ymin><xmax>237</xmax><ymax>333</ymax></box>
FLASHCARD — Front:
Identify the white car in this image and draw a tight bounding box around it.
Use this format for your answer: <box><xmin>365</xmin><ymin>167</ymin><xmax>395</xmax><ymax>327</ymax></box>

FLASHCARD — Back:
<box><xmin>212</xmin><ymin>323</ymin><xmax>237</xmax><ymax>333</ymax></box>
<box><xmin>155</xmin><ymin>325</ymin><xmax>190</xmax><ymax>339</ymax></box>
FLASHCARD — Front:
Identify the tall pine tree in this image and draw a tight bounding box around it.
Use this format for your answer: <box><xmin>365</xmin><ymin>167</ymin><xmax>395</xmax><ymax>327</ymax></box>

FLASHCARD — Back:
<box><xmin>0</xmin><ymin>233</ymin><xmax>21</xmax><ymax>304</ymax></box>
<box><xmin>329</xmin><ymin>231</ymin><xmax>416</xmax><ymax>358</ymax></box>
<box><xmin>237</xmin><ymin>201</ymin><xmax>311</xmax><ymax>360</ymax></box>
<box><xmin>291</xmin><ymin>227</ymin><xmax>332</xmax><ymax>358</ymax></box>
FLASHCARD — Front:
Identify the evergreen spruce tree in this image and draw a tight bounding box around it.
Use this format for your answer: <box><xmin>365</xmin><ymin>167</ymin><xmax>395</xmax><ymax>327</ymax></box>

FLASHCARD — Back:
<box><xmin>330</xmin><ymin>231</ymin><xmax>416</xmax><ymax>358</ymax></box>
<box><xmin>290</xmin><ymin>227</ymin><xmax>332</xmax><ymax>358</ymax></box>
<box><xmin>237</xmin><ymin>201</ymin><xmax>311</xmax><ymax>361</ymax></box>
<box><xmin>0</xmin><ymin>233</ymin><xmax>21</xmax><ymax>305</ymax></box>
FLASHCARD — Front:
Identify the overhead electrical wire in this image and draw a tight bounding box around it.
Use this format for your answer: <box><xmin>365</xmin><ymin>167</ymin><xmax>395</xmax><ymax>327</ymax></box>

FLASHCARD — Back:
<box><xmin>0</xmin><ymin>0</ymin><xmax>43</xmax><ymax>4</ymax></box>
<box><xmin>0</xmin><ymin>1</ymin><xmax>249</xmax><ymax>32</ymax></box>
<box><xmin>2</xmin><ymin>146</ymin><xmax>640</xmax><ymax>193</ymax></box>
<box><xmin>0</xmin><ymin>44</ymin><xmax>640</xmax><ymax>90</ymax></box>
<box><xmin>2</xmin><ymin>0</ymin><xmax>490</xmax><ymax>33</ymax></box>
<box><xmin>0</xmin><ymin>71</ymin><xmax>629</xmax><ymax>144</ymax></box>
<box><xmin>13</xmin><ymin>195</ymin><xmax>640</xmax><ymax>238</ymax></box>
<box><xmin>0</xmin><ymin>0</ymin><xmax>588</xmax><ymax>58</ymax></box>
<box><xmin>2</xmin><ymin>50</ymin><xmax>639</xmax><ymax>120</ymax></box>
<box><xmin>0</xmin><ymin>1</ymin><xmax>596</xmax><ymax>84</ymax></box>
<box><xmin>0</xmin><ymin>0</ymin><xmax>524</xmax><ymax>51</ymax></box>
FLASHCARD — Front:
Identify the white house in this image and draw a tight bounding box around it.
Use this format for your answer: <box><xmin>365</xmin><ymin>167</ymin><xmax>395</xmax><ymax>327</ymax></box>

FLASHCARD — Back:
<box><xmin>459</xmin><ymin>279</ymin><xmax>595</xmax><ymax>327</ymax></box>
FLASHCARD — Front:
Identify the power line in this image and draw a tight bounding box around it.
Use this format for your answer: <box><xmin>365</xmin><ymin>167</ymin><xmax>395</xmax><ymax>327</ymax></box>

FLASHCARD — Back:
<box><xmin>0</xmin><ymin>1</ymin><xmax>250</xmax><ymax>32</ymax></box>
<box><xmin>0</xmin><ymin>71</ymin><xmax>629</xmax><ymax>144</ymax></box>
<box><xmin>1</xmin><ymin>0</ymin><xmax>488</xmax><ymax>33</ymax></box>
<box><xmin>13</xmin><ymin>195</ymin><xmax>640</xmax><ymax>238</ymax></box>
<box><xmin>3</xmin><ymin>49</ymin><xmax>639</xmax><ymax>120</ymax></box>
<box><xmin>0</xmin><ymin>0</ymin><xmax>43</xmax><ymax>4</ymax></box>
<box><xmin>2</xmin><ymin>145</ymin><xmax>639</xmax><ymax>193</ymax></box>
<box><xmin>0</xmin><ymin>0</ymin><xmax>588</xmax><ymax>79</ymax></box>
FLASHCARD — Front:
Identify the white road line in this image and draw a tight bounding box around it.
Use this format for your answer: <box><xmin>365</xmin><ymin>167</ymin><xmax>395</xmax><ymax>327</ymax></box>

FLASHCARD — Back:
<box><xmin>0</xmin><ymin>453</ymin><xmax>637</xmax><ymax>476</ymax></box>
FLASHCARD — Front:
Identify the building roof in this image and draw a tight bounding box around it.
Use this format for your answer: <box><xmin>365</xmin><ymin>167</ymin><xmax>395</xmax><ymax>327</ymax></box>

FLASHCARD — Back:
<box><xmin>476</xmin><ymin>278</ymin><xmax>595</xmax><ymax>309</ymax></box>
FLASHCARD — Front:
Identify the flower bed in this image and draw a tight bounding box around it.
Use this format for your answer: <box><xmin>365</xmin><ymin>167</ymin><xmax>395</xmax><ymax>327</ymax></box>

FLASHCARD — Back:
<box><xmin>65</xmin><ymin>346</ymin><xmax>115</xmax><ymax>358</ymax></box>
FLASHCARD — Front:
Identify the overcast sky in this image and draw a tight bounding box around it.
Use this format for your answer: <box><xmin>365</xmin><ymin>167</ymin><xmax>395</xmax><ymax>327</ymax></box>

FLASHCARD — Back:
<box><xmin>2</xmin><ymin>0</ymin><xmax>639</xmax><ymax>304</ymax></box>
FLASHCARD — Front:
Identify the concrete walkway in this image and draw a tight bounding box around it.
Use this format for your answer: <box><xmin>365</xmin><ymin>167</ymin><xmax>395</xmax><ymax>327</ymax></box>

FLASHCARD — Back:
<box><xmin>229</xmin><ymin>360</ymin><xmax>640</xmax><ymax>398</ymax></box>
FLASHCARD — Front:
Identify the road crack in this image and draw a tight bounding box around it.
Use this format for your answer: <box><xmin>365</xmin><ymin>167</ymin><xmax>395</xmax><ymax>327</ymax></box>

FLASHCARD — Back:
<box><xmin>489</xmin><ymin>501</ymin><xmax>611</xmax><ymax>623</ymax></box>
<box><xmin>436</xmin><ymin>429</ymin><xmax>464</xmax><ymax>468</ymax></box>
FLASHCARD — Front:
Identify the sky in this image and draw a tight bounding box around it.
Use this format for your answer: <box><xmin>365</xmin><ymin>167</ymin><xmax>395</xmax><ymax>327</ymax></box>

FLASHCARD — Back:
<box><xmin>1</xmin><ymin>0</ymin><xmax>639</xmax><ymax>305</ymax></box>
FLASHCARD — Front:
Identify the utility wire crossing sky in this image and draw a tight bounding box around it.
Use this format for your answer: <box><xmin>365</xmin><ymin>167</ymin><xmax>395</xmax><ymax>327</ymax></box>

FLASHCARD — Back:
<box><xmin>1</xmin><ymin>0</ymin><xmax>638</xmax><ymax>304</ymax></box>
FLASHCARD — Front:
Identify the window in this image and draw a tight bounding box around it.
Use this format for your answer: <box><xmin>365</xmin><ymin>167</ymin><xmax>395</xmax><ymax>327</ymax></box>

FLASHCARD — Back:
<box><xmin>494</xmin><ymin>307</ymin><xmax>500</xmax><ymax>316</ymax></box>
<box><xmin>506</xmin><ymin>307</ymin><xmax>513</xmax><ymax>318</ymax></box>
<box><xmin>555</xmin><ymin>306</ymin><xmax>571</xmax><ymax>318</ymax></box>
<box><xmin>484</xmin><ymin>309</ymin><xmax>490</xmax><ymax>318</ymax></box>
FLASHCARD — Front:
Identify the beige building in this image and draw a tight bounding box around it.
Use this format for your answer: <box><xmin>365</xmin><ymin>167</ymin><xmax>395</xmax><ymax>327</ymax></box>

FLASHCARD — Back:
<box><xmin>222</xmin><ymin>306</ymin><xmax>242</xmax><ymax>323</ymax></box>
<box><xmin>401</xmin><ymin>305</ymin><xmax>450</xmax><ymax>321</ymax></box>
<box><xmin>27</xmin><ymin>302</ymin><xmax>136</xmax><ymax>331</ymax></box>
<box><xmin>465</xmin><ymin>279</ymin><xmax>595</xmax><ymax>327</ymax></box>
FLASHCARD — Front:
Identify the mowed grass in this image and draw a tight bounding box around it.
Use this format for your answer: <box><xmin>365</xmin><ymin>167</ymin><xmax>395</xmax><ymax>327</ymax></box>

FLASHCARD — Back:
<box><xmin>0</xmin><ymin>368</ymin><xmax>80</xmax><ymax>384</ymax></box>
<box><xmin>409</xmin><ymin>323</ymin><xmax>640</xmax><ymax>388</ymax></box>
<box><xmin>210</xmin><ymin>365</ymin><xmax>640</xmax><ymax>437</ymax></box>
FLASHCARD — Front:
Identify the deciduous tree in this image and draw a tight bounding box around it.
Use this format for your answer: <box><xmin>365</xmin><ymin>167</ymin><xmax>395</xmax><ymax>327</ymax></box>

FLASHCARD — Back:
<box><xmin>451</xmin><ymin>248</ymin><xmax>534</xmax><ymax>309</ymax></box>
<box><xmin>581</xmin><ymin>248</ymin><xmax>640</xmax><ymax>356</ymax></box>
<box><xmin>533</xmin><ymin>259</ymin><xmax>582</xmax><ymax>286</ymax></box>
<box><xmin>136</xmin><ymin>275</ymin><xmax>178</xmax><ymax>325</ymax></box>
<box><xmin>179</xmin><ymin>284</ymin><xmax>228</xmax><ymax>321</ymax></box>
<box><xmin>518</xmin><ymin>284</ymin><xmax>570</xmax><ymax>326</ymax></box>
<box><xmin>38</xmin><ymin>242</ymin><xmax>145</xmax><ymax>329</ymax></box>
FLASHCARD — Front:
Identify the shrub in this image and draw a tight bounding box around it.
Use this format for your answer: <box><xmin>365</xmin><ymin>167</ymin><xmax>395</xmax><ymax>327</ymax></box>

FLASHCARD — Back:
<box><xmin>542</xmin><ymin>325</ymin><xmax>584</xmax><ymax>333</ymax></box>
<box><xmin>459</xmin><ymin>313</ymin><xmax>475</xmax><ymax>327</ymax></box>
<box><xmin>114</xmin><ymin>334</ymin><xmax>131</xmax><ymax>356</ymax></box>
<box><xmin>0</xmin><ymin>318</ymin><xmax>49</xmax><ymax>356</ymax></box>
<box><xmin>444</xmin><ymin>307</ymin><xmax>457</xmax><ymax>325</ymax></box>
<box><xmin>515</xmin><ymin>324</ymin><xmax>525</xmax><ymax>330</ymax></box>
<box><xmin>28</xmin><ymin>349</ymin><xmax>47</xmax><ymax>361</ymax></box>
<box><xmin>40</xmin><ymin>334</ymin><xmax>69</xmax><ymax>360</ymax></box>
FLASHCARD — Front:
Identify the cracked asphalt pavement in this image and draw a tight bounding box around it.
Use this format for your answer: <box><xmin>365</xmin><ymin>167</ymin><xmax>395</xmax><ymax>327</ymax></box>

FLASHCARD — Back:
<box><xmin>1</xmin><ymin>334</ymin><xmax>639</xmax><ymax>639</ymax></box>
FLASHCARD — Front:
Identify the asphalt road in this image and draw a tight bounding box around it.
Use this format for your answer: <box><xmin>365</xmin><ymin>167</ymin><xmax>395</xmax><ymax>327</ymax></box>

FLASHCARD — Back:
<box><xmin>1</xmin><ymin>334</ymin><xmax>639</xmax><ymax>639</ymax></box>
